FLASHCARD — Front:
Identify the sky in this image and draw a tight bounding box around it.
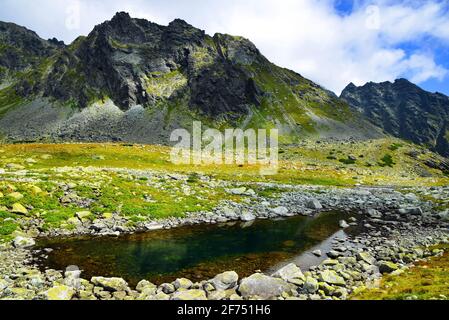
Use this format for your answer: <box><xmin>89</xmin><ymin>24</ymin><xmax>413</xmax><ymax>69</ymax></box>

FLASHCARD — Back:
<box><xmin>1</xmin><ymin>0</ymin><xmax>448</xmax><ymax>95</ymax></box>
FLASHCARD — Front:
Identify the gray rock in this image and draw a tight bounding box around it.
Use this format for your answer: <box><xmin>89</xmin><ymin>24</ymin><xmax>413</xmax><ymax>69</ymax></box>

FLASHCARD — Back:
<box><xmin>327</xmin><ymin>250</ymin><xmax>343</xmax><ymax>259</ymax></box>
<box><xmin>145</xmin><ymin>222</ymin><xmax>164</xmax><ymax>231</ymax></box>
<box><xmin>13</xmin><ymin>236</ymin><xmax>35</xmax><ymax>248</ymax></box>
<box><xmin>367</xmin><ymin>208</ymin><xmax>382</xmax><ymax>219</ymax></box>
<box><xmin>339</xmin><ymin>220</ymin><xmax>350</xmax><ymax>228</ymax></box>
<box><xmin>171</xmin><ymin>289</ymin><xmax>207</xmax><ymax>301</ymax></box>
<box><xmin>136</xmin><ymin>280</ymin><xmax>156</xmax><ymax>293</ymax></box>
<box><xmin>399</xmin><ymin>207</ymin><xmax>423</xmax><ymax>216</ymax></box>
<box><xmin>211</xmin><ymin>271</ymin><xmax>239</xmax><ymax>290</ymax></box>
<box><xmin>173</xmin><ymin>278</ymin><xmax>193</xmax><ymax>290</ymax></box>
<box><xmin>319</xmin><ymin>270</ymin><xmax>346</xmax><ymax>286</ymax></box>
<box><xmin>378</xmin><ymin>261</ymin><xmax>399</xmax><ymax>274</ymax></box>
<box><xmin>228</xmin><ymin>187</ymin><xmax>247</xmax><ymax>195</ymax></box>
<box><xmin>312</xmin><ymin>250</ymin><xmax>322</xmax><ymax>257</ymax></box>
<box><xmin>306</xmin><ymin>199</ymin><xmax>323</xmax><ymax>210</ymax></box>
<box><xmin>238</xmin><ymin>273</ymin><xmax>294</xmax><ymax>299</ymax></box>
<box><xmin>356</xmin><ymin>252</ymin><xmax>376</xmax><ymax>265</ymax></box>
<box><xmin>271</xmin><ymin>206</ymin><xmax>289</xmax><ymax>216</ymax></box>
<box><xmin>438</xmin><ymin>210</ymin><xmax>449</xmax><ymax>221</ymax></box>
<box><xmin>272</xmin><ymin>263</ymin><xmax>305</xmax><ymax>285</ymax></box>
<box><xmin>303</xmin><ymin>277</ymin><xmax>319</xmax><ymax>294</ymax></box>
<box><xmin>91</xmin><ymin>277</ymin><xmax>129</xmax><ymax>292</ymax></box>
<box><xmin>240</xmin><ymin>212</ymin><xmax>256</xmax><ymax>222</ymax></box>
<box><xmin>222</xmin><ymin>207</ymin><xmax>238</xmax><ymax>219</ymax></box>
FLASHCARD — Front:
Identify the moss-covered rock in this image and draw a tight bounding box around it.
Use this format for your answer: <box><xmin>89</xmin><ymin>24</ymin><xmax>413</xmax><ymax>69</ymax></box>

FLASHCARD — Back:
<box><xmin>171</xmin><ymin>289</ymin><xmax>207</xmax><ymax>301</ymax></box>
<box><xmin>91</xmin><ymin>277</ymin><xmax>129</xmax><ymax>292</ymax></box>
<box><xmin>45</xmin><ymin>285</ymin><xmax>75</xmax><ymax>300</ymax></box>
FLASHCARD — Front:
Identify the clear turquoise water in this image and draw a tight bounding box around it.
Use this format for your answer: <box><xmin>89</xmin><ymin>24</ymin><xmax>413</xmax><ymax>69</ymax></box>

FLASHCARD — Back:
<box><xmin>37</xmin><ymin>212</ymin><xmax>353</xmax><ymax>285</ymax></box>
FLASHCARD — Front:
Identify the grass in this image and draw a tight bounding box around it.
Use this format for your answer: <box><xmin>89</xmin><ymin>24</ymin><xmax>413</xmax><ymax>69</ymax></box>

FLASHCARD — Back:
<box><xmin>0</xmin><ymin>138</ymin><xmax>448</xmax><ymax>241</ymax></box>
<box><xmin>352</xmin><ymin>245</ymin><xmax>449</xmax><ymax>300</ymax></box>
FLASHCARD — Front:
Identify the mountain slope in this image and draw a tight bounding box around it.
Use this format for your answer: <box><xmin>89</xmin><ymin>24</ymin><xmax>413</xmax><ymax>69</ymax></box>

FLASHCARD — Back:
<box><xmin>341</xmin><ymin>79</ymin><xmax>449</xmax><ymax>157</ymax></box>
<box><xmin>0</xmin><ymin>12</ymin><xmax>382</xmax><ymax>144</ymax></box>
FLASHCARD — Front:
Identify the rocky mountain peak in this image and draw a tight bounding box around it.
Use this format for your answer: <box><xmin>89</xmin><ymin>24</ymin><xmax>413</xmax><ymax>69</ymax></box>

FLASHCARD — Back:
<box><xmin>341</xmin><ymin>80</ymin><xmax>449</xmax><ymax>157</ymax></box>
<box><xmin>0</xmin><ymin>13</ymin><xmax>383</xmax><ymax>144</ymax></box>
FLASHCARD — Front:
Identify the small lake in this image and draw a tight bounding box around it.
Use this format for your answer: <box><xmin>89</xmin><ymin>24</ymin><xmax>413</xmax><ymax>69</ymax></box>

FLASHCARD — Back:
<box><xmin>36</xmin><ymin>212</ymin><xmax>358</xmax><ymax>286</ymax></box>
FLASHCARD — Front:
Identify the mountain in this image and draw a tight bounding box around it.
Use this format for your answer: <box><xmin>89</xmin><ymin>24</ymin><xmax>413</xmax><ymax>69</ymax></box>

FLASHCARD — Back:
<box><xmin>0</xmin><ymin>12</ymin><xmax>382</xmax><ymax>144</ymax></box>
<box><xmin>341</xmin><ymin>79</ymin><xmax>449</xmax><ymax>157</ymax></box>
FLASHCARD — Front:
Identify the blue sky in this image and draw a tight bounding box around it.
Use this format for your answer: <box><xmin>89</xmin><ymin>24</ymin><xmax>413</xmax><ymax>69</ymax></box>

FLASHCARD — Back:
<box><xmin>0</xmin><ymin>0</ymin><xmax>448</xmax><ymax>95</ymax></box>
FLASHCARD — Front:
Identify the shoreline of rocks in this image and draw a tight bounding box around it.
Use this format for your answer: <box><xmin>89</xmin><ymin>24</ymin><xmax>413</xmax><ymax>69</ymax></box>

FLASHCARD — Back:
<box><xmin>1</xmin><ymin>185</ymin><xmax>448</xmax><ymax>300</ymax></box>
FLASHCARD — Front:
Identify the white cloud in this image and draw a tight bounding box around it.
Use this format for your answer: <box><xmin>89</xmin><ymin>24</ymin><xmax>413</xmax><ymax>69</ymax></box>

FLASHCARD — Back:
<box><xmin>1</xmin><ymin>0</ymin><xmax>448</xmax><ymax>94</ymax></box>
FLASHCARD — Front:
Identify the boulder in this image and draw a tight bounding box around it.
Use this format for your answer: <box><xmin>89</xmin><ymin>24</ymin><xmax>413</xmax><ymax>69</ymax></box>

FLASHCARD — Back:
<box><xmin>11</xmin><ymin>203</ymin><xmax>28</xmax><ymax>215</ymax></box>
<box><xmin>240</xmin><ymin>212</ymin><xmax>256</xmax><ymax>222</ymax></box>
<box><xmin>306</xmin><ymin>199</ymin><xmax>323</xmax><ymax>210</ymax></box>
<box><xmin>356</xmin><ymin>251</ymin><xmax>376</xmax><ymax>265</ymax></box>
<box><xmin>238</xmin><ymin>273</ymin><xmax>294</xmax><ymax>299</ymax></box>
<box><xmin>173</xmin><ymin>278</ymin><xmax>193</xmax><ymax>290</ymax></box>
<box><xmin>67</xmin><ymin>217</ymin><xmax>82</xmax><ymax>226</ymax></box>
<box><xmin>378</xmin><ymin>261</ymin><xmax>399</xmax><ymax>274</ymax></box>
<box><xmin>271</xmin><ymin>206</ymin><xmax>289</xmax><ymax>216</ymax></box>
<box><xmin>319</xmin><ymin>270</ymin><xmax>346</xmax><ymax>286</ymax></box>
<box><xmin>312</xmin><ymin>250</ymin><xmax>322</xmax><ymax>257</ymax></box>
<box><xmin>159</xmin><ymin>283</ymin><xmax>176</xmax><ymax>294</ymax></box>
<box><xmin>171</xmin><ymin>289</ymin><xmax>207</xmax><ymax>300</ymax></box>
<box><xmin>228</xmin><ymin>187</ymin><xmax>247</xmax><ymax>195</ymax></box>
<box><xmin>398</xmin><ymin>207</ymin><xmax>423</xmax><ymax>216</ymax></box>
<box><xmin>75</xmin><ymin>211</ymin><xmax>91</xmax><ymax>221</ymax></box>
<box><xmin>30</xmin><ymin>185</ymin><xmax>43</xmax><ymax>194</ymax></box>
<box><xmin>136</xmin><ymin>280</ymin><xmax>156</xmax><ymax>293</ymax></box>
<box><xmin>211</xmin><ymin>271</ymin><xmax>239</xmax><ymax>290</ymax></box>
<box><xmin>8</xmin><ymin>192</ymin><xmax>24</xmax><ymax>200</ymax></box>
<box><xmin>222</xmin><ymin>207</ymin><xmax>238</xmax><ymax>219</ymax></box>
<box><xmin>327</xmin><ymin>250</ymin><xmax>342</xmax><ymax>259</ymax></box>
<box><xmin>339</xmin><ymin>220</ymin><xmax>350</xmax><ymax>228</ymax></box>
<box><xmin>303</xmin><ymin>277</ymin><xmax>319</xmax><ymax>293</ymax></box>
<box><xmin>145</xmin><ymin>222</ymin><xmax>164</xmax><ymax>230</ymax></box>
<box><xmin>91</xmin><ymin>277</ymin><xmax>129</xmax><ymax>292</ymax></box>
<box><xmin>367</xmin><ymin>209</ymin><xmax>382</xmax><ymax>219</ymax></box>
<box><xmin>272</xmin><ymin>263</ymin><xmax>305</xmax><ymax>285</ymax></box>
<box><xmin>438</xmin><ymin>210</ymin><xmax>449</xmax><ymax>221</ymax></box>
<box><xmin>13</xmin><ymin>236</ymin><xmax>35</xmax><ymax>248</ymax></box>
<box><xmin>45</xmin><ymin>285</ymin><xmax>75</xmax><ymax>300</ymax></box>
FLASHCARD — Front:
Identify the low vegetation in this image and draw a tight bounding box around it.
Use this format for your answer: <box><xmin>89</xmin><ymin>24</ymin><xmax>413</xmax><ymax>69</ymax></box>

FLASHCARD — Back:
<box><xmin>352</xmin><ymin>245</ymin><xmax>449</xmax><ymax>300</ymax></box>
<box><xmin>0</xmin><ymin>138</ymin><xmax>448</xmax><ymax>242</ymax></box>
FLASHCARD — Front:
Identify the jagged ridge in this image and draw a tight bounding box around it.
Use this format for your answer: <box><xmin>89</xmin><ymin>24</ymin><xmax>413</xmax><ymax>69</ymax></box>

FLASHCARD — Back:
<box><xmin>341</xmin><ymin>79</ymin><xmax>449</xmax><ymax>157</ymax></box>
<box><xmin>0</xmin><ymin>12</ymin><xmax>382</xmax><ymax>144</ymax></box>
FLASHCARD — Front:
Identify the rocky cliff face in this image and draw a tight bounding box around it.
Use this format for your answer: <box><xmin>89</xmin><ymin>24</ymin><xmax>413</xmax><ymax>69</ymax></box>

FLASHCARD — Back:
<box><xmin>0</xmin><ymin>21</ymin><xmax>62</xmax><ymax>77</ymax></box>
<box><xmin>0</xmin><ymin>12</ymin><xmax>381</xmax><ymax>143</ymax></box>
<box><xmin>341</xmin><ymin>79</ymin><xmax>449</xmax><ymax>157</ymax></box>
